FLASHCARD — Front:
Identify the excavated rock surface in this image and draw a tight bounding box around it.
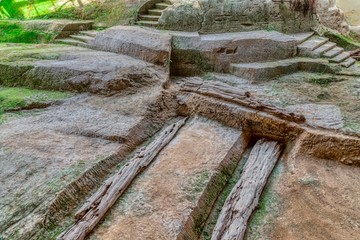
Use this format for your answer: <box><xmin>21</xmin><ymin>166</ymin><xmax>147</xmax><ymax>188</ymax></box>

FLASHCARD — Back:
<box><xmin>88</xmin><ymin>116</ymin><xmax>243</xmax><ymax>239</ymax></box>
<box><xmin>1</xmin><ymin>32</ymin><xmax>360</xmax><ymax>240</ymax></box>
<box><xmin>171</xmin><ymin>31</ymin><xmax>298</xmax><ymax>75</ymax></box>
<box><xmin>0</xmin><ymin>44</ymin><xmax>166</xmax><ymax>95</ymax></box>
<box><xmin>0</xmin><ymin>86</ymin><xmax>173</xmax><ymax>239</ymax></box>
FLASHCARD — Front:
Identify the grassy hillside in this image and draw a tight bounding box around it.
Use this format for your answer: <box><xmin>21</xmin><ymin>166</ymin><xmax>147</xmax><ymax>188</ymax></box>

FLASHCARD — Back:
<box><xmin>0</xmin><ymin>0</ymin><xmax>142</xmax><ymax>27</ymax></box>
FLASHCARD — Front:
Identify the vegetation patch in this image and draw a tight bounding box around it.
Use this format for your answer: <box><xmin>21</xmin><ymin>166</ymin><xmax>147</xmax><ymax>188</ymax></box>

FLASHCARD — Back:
<box><xmin>200</xmin><ymin>154</ymin><xmax>248</xmax><ymax>239</ymax></box>
<box><xmin>245</xmin><ymin>161</ymin><xmax>284</xmax><ymax>238</ymax></box>
<box><xmin>323</xmin><ymin>30</ymin><xmax>360</xmax><ymax>51</ymax></box>
<box><xmin>0</xmin><ymin>87</ymin><xmax>71</xmax><ymax>123</ymax></box>
<box><xmin>0</xmin><ymin>0</ymin><xmax>142</xmax><ymax>27</ymax></box>
<box><xmin>306</xmin><ymin>75</ymin><xmax>340</xmax><ymax>87</ymax></box>
<box><xmin>0</xmin><ymin>21</ymin><xmax>54</xmax><ymax>43</ymax></box>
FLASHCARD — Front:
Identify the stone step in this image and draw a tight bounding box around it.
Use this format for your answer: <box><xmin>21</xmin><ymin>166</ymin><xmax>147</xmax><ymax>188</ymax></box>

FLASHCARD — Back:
<box><xmin>155</xmin><ymin>3</ymin><xmax>171</xmax><ymax>9</ymax></box>
<box><xmin>139</xmin><ymin>14</ymin><xmax>160</xmax><ymax>21</ymax></box>
<box><xmin>79</xmin><ymin>30</ymin><xmax>98</xmax><ymax>37</ymax></box>
<box><xmin>298</xmin><ymin>36</ymin><xmax>329</xmax><ymax>56</ymax></box>
<box><xmin>148</xmin><ymin>9</ymin><xmax>163</xmax><ymax>16</ymax></box>
<box><xmin>55</xmin><ymin>38</ymin><xmax>90</xmax><ymax>48</ymax></box>
<box><xmin>69</xmin><ymin>34</ymin><xmax>94</xmax><ymax>43</ymax></box>
<box><xmin>291</xmin><ymin>32</ymin><xmax>315</xmax><ymax>44</ymax></box>
<box><xmin>230</xmin><ymin>59</ymin><xmax>299</xmax><ymax>81</ymax></box>
<box><xmin>314</xmin><ymin>42</ymin><xmax>337</xmax><ymax>55</ymax></box>
<box><xmin>341</xmin><ymin>57</ymin><xmax>356</xmax><ymax>68</ymax></box>
<box><xmin>137</xmin><ymin>20</ymin><xmax>159</xmax><ymax>27</ymax></box>
<box><xmin>323</xmin><ymin>46</ymin><xmax>344</xmax><ymax>58</ymax></box>
<box><xmin>329</xmin><ymin>52</ymin><xmax>350</xmax><ymax>63</ymax></box>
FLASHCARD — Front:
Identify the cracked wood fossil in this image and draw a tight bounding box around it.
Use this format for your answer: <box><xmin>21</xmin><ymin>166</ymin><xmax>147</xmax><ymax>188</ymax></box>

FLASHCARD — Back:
<box><xmin>211</xmin><ymin>139</ymin><xmax>282</xmax><ymax>240</ymax></box>
<box><xmin>57</xmin><ymin>117</ymin><xmax>187</xmax><ymax>240</ymax></box>
<box><xmin>179</xmin><ymin>78</ymin><xmax>306</xmax><ymax>123</ymax></box>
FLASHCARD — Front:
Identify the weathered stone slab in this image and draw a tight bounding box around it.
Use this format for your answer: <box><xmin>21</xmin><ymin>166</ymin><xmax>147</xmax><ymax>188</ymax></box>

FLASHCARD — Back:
<box><xmin>0</xmin><ymin>44</ymin><xmax>165</xmax><ymax>95</ymax></box>
<box><xmin>0</xmin><ymin>86</ymin><xmax>168</xmax><ymax>239</ymax></box>
<box><xmin>286</xmin><ymin>104</ymin><xmax>344</xmax><ymax>129</ymax></box>
<box><xmin>171</xmin><ymin>30</ymin><xmax>298</xmax><ymax>75</ymax></box>
<box><xmin>90</xmin><ymin>26</ymin><xmax>172</xmax><ymax>65</ymax></box>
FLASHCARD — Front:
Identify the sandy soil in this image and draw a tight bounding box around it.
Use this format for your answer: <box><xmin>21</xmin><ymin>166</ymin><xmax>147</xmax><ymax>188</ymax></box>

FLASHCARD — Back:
<box><xmin>260</xmin><ymin>153</ymin><xmax>360</xmax><ymax>239</ymax></box>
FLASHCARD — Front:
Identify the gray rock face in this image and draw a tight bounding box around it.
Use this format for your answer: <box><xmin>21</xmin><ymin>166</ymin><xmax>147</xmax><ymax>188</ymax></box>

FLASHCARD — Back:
<box><xmin>159</xmin><ymin>0</ymin><xmax>318</xmax><ymax>33</ymax></box>
<box><xmin>317</xmin><ymin>0</ymin><xmax>349</xmax><ymax>33</ymax></box>
<box><xmin>171</xmin><ymin>30</ymin><xmax>298</xmax><ymax>75</ymax></box>
<box><xmin>90</xmin><ymin>26</ymin><xmax>172</xmax><ymax>66</ymax></box>
<box><xmin>0</xmin><ymin>45</ymin><xmax>166</xmax><ymax>95</ymax></box>
<box><xmin>286</xmin><ymin>104</ymin><xmax>344</xmax><ymax>129</ymax></box>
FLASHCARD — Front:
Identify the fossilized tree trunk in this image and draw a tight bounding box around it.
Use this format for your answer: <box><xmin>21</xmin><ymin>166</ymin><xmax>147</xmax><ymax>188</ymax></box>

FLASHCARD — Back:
<box><xmin>58</xmin><ymin>117</ymin><xmax>187</xmax><ymax>240</ymax></box>
<box><xmin>211</xmin><ymin>139</ymin><xmax>282</xmax><ymax>240</ymax></box>
<box><xmin>179</xmin><ymin>78</ymin><xmax>305</xmax><ymax>123</ymax></box>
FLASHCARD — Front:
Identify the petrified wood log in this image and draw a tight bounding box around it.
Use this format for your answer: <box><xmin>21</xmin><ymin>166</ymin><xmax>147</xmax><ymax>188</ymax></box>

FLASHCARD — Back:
<box><xmin>58</xmin><ymin>117</ymin><xmax>187</xmax><ymax>240</ymax></box>
<box><xmin>179</xmin><ymin>78</ymin><xmax>305</xmax><ymax>123</ymax></box>
<box><xmin>211</xmin><ymin>139</ymin><xmax>282</xmax><ymax>240</ymax></box>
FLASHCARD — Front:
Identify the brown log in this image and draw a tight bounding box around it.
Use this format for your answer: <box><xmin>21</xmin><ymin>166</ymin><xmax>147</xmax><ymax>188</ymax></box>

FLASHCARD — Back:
<box><xmin>57</xmin><ymin>117</ymin><xmax>188</xmax><ymax>240</ymax></box>
<box><xmin>179</xmin><ymin>78</ymin><xmax>306</xmax><ymax>123</ymax></box>
<box><xmin>211</xmin><ymin>139</ymin><xmax>282</xmax><ymax>240</ymax></box>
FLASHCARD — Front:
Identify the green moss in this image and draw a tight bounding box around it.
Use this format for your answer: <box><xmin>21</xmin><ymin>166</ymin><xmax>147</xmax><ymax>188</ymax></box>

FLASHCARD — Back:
<box><xmin>246</xmin><ymin>162</ymin><xmax>284</xmax><ymax>238</ymax></box>
<box><xmin>200</xmin><ymin>154</ymin><xmax>248</xmax><ymax>240</ymax></box>
<box><xmin>0</xmin><ymin>87</ymin><xmax>71</xmax><ymax>123</ymax></box>
<box><xmin>323</xmin><ymin>31</ymin><xmax>360</xmax><ymax>51</ymax></box>
<box><xmin>307</xmin><ymin>76</ymin><xmax>337</xmax><ymax>87</ymax></box>
<box><xmin>0</xmin><ymin>21</ymin><xmax>54</xmax><ymax>43</ymax></box>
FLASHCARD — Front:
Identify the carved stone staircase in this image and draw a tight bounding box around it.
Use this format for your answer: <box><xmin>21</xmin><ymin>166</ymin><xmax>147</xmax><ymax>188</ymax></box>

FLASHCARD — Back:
<box><xmin>229</xmin><ymin>32</ymin><xmax>357</xmax><ymax>81</ymax></box>
<box><xmin>137</xmin><ymin>1</ymin><xmax>172</xmax><ymax>27</ymax></box>
<box><xmin>296</xmin><ymin>32</ymin><xmax>356</xmax><ymax>68</ymax></box>
<box><xmin>55</xmin><ymin>30</ymin><xmax>98</xmax><ymax>48</ymax></box>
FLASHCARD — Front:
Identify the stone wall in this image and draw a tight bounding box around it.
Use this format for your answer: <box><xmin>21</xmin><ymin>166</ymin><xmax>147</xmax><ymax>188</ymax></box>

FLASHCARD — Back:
<box><xmin>159</xmin><ymin>0</ymin><xmax>318</xmax><ymax>33</ymax></box>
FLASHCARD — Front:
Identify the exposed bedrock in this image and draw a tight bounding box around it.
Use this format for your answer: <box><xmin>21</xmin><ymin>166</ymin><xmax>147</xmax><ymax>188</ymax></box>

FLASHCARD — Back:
<box><xmin>159</xmin><ymin>0</ymin><xmax>318</xmax><ymax>33</ymax></box>
<box><xmin>87</xmin><ymin>116</ymin><xmax>249</xmax><ymax>239</ymax></box>
<box><xmin>170</xmin><ymin>30</ymin><xmax>298</xmax><ymax>75</ymax></box>
<box><xmin>90</xmin><ymin>26</ymin><xmax>172</xmax><ymax>66</ymax></box>
<box><xmin>0</xmin><ymin>44</ymin><xmax>166</xmax><ymax>95</ymax></box>
<box><xmin>172</xmin><ymin>89</ymin><xmax>360</xmax><ymax>166</ymax></box>
<box><xmin>0</xmin><ymin>86</ymin><xmax>177</xmax><ymax>239</ymax></box>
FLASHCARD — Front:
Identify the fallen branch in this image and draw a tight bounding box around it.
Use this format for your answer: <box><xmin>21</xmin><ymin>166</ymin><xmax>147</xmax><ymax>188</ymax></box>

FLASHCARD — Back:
<box><xmin>58</xmin><ymin>117</ymin><xmax>188</xmax><ymax>240</ymax></box>
<box><xmin>212</xmin><ymin>139</ymin><xmax>282</xmax><ymax>240</ymax></box>
<box><xmin>179</xmin><ymin>78</ymin><xmax>305</xmax><ymax>123</ymax></box>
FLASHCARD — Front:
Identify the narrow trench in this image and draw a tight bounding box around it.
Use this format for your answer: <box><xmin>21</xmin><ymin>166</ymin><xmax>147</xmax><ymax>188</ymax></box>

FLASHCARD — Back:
<box><xmin>200</xmin><ymin>144</ymin><xmax>253</xmax><ymax>239</ymax></box>
<box><xmin>198</xmin><ymin>136</ymin><xmax>286</xmax><ymax>240</ymax></box>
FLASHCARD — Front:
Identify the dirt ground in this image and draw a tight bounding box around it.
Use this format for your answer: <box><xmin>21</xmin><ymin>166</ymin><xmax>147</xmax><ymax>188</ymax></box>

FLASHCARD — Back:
<box><xmin>249</xmin><ymin>152</ymin><xmax>360</xmax><ymax>240</ymax></box>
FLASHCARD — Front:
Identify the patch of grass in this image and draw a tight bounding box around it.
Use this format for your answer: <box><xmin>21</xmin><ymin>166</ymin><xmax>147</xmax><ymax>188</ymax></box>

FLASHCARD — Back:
<box><xmin>37</xmin><ymin>1</ymin><xmax>140</xmax><ymax>27</ymax></box>
<box><xmin>0</xmin><ymin>87</ymin><xmax>71</xmax><ymax>123</ymax></box>
<box><xmin>203</xmin><ymin>72</ymin><xmax>214</xmax><ymax>81</ymax></box>
<box><xmin>307</xmin><ymin>77</ymin><xmax>334</xmax><ymax>87</ymax></box>
<box><xmin>0</xmin><ymin>21</ymin><xmax>54</xmax><ymax>43</ymax></box>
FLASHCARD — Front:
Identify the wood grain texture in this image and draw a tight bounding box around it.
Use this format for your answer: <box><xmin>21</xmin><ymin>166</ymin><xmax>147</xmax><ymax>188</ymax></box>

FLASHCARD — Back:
<box><xmin>179</xmin><ymin>78</ymin><xmax>305</xmax><ymax>123</ymax></box>
<box><xmin>211</xmin><ymin>139</ymin><xmax>282</xmax><ymax>240</ymax></box>
<box><xmin>57</xmin><ymin>117</ymin><xmax>188</xmax><ymax>240</ymax></box>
